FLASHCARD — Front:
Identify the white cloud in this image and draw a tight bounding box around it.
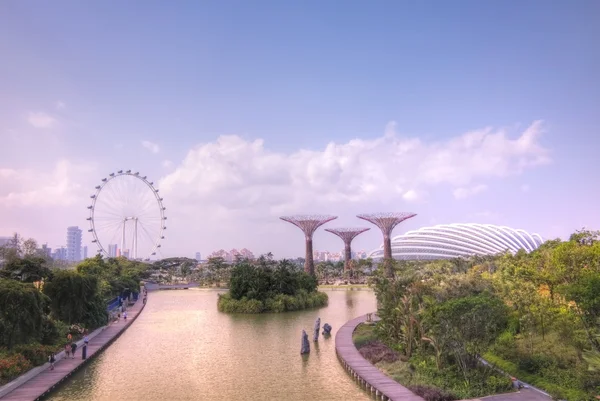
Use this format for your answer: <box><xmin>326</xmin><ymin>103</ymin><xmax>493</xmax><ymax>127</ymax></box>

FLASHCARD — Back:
<box><xmin>142</xmin><ymin>140</ymin><xmax>160</xmax><ymax>154</ymax></box>
<box><xmin>55</xmin><ymin>101</ymin><xmax>66</xmax><ymax>110</ymax></box>
<box><xmin>521</xmin><ymin>184</ymin><xmax>530</xmax><ymax>192</ymax></box>
<box><xmin>27</xmin><ymin>112</ymin><xmax>57</xmax><ymax>128</ymax></box>
<box><xmin>0</xmin><ymin>160</ymin><xmax>95</xmax><ymax>207</ymax></box>
<box><xmin>453</xmin><ymin>184</ymin><xmax>488</xmax><ymax>200</ymax></box>
<box><xmin>402</xmin><ymin>189</ymin><xmax>420</xmax><ymax>202</ymax></box>
<box><xmin>162</xmin><ymin>160</ymin><xmax>173</xmax><ymax>168</ymax></box>
<box><xmin>159</xmin><ymin>121</ymin><xmax>548</xmax><ymax>222</ymax></box>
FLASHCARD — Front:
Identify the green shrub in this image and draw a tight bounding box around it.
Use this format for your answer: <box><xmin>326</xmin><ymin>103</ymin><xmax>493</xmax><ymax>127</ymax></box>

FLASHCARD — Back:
<box><xmin>0</xmin><ymin>353</ymin><xmax>33</xmax><ymax>385</ymax></box>
<box><xmin>217</xmin><ymin>291</ymin><xmax>327</xmax><ymax>314</ymax></box>
<box><xmin>13</xmin><ymin>343</ymin><xmax>58</xmax><ymax>365</ymax></box>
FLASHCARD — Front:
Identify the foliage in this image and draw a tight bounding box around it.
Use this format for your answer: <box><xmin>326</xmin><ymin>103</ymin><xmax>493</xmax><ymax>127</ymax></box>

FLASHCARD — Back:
<box><xmin>0</xmin><ymin>353</ymin><xmax>33</xmax><ymax>385</ymax></box>
<box><xmin>76</xmin><ymin>255</ymin><xmax>150</xmax><ymax>300</ymax></box>
<box><xmin>0</xmin><ymin>256</ymin><xmax>52</xmax><ymax>283</ymax></box>
<box><xmin>43</xmin><ymin>270</ymin><xmax>107</xmax><ymax>328</ymax></box>
<box><xmin>217</xmin><ymin>290</ymin><xmax>328</xmax><ymax>313</ymax></box>
<box><xmin>228</xmin><ymin>256</ymin><xmax>318</xmax><ymax>302</ymax></box>
<box><xmin>0</xmin><ymin>279</ymin><xmax>48</xmax><ymax>348</ymax></box>
<box><xmin>13</xmin><ymin>343</ymin><xmax>59</xmax><ymax>365</ymax></box>
<box><xmin>407</xmin><ymin>385</ymin><xmax>455</xmax><ymax>401</ymax></box>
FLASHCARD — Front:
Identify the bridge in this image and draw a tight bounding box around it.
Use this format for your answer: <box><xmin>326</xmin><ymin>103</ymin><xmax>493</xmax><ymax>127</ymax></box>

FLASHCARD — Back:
<box><xmin>144</xmin><ymin>282</ymin><xmax>200</xmax><ymax>291</ymax></box>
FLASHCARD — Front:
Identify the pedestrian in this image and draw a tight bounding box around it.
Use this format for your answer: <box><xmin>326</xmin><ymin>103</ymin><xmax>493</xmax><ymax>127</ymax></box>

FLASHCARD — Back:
<box><xmin>84</xmin><ymin>334</ymin><xmax>89</xmax><ymax>345</ymax></box>
<box><xmin>70</xmin><ymin>342</ymin><xmax>77</xmax><ymax>359</ymax></box>
<box><xmin>65</xmin><ymin>343</ymin><xmax>71</xmax><ymax>359</ymax></box>
<box><xmin>118</xmin><ymin>312</ymin><xmax>121</xmax><ymax>321</ymax></box>
<box><xmin>67</xmin><ymin>332</ymin><xmax>72</xmax><ymax>342</ymax></box>
<box><xmin>49</xmin><ymin>353</ymin><xmax>56</xmax><ymax>370</ymax></box>
<box><xmin>123</xmin><ymin>311</ymin><xmax>128</xmax><ymax>321</ymax></box>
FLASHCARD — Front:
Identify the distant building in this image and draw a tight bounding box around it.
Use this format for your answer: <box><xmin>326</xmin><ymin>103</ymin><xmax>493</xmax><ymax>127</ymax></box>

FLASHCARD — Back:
<box><xmin>39</xmin><ymin>243</ymin><xmax>52</xmax><ymax>258</ymax></box>
<box><xmin>108</xmin><ymin>244</ymin><xmax>118</xmax><ymax>257</ymax></box>
<box><xmin>66</xmin><ymin>226</ymin><xmax>82</xmax><ymax>262</ymax></box>
<box><xmin>195</xmin><ymin>252</ymin><xmax>201</xmax><ymax>261</ymax></box>
<box><xmin>82</xmin><ymin>246</ymin><xmax>88</xmax><ymax>260</ymax></box>
<box><xmin>52</xmin><ymin>247</ymin><xmax>67</xmax><ymax>261</ymax></box>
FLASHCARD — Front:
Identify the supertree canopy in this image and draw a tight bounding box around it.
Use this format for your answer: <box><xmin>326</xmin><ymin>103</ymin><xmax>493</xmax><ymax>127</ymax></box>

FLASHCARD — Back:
<box><xmin>280</xmin><ymin>215</ymin><xmax>337</xmax><ymax>275</ymax></box>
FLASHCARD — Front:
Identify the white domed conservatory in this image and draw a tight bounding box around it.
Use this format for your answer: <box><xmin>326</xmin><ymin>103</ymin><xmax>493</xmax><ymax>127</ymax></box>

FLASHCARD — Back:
<box><xmin>368</xmin><ymin>223</ymin><xmax>543</xmax><ymax>260</ymax></box>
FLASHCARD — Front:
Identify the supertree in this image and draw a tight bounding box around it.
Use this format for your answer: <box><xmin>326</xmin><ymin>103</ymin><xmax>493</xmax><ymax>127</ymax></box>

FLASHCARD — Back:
<box><xmin>324</xmin><ymin>227</ymin><xmax>370</xmax><ymax>275</ymax></box>
<box><xmin>280</xmin><ymin>215</ymin><xmax>338</xmax><ymax>275</ymax></box>
<box><xmin>357</xmin><ymin>212</ymin><xmax>417</xmax><ymax>277</ymax></box>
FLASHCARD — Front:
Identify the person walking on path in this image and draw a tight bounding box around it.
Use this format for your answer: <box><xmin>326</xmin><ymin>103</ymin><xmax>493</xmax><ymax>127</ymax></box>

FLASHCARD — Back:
<box><xmin>64</xmin><ymin>343</ymin><xmax>71</xmax><ymax>359</ymax></box>
<box><xmin>123</xmin><ymin>311</ymin><xmax>128</xmax><ymax>321</ymax></box>
<box><xmin>48</xmin><ymin>353</ymin><xmax>56</xmax><ymax>370</ymax></box>
<box><xmin>70</xmin><ymin>342</ymin><xmax>77</xmax><ymax>359</ymax></box>
<box><xmin>67</xmin><ymin>333</ymin><xmax>72</xmax><ymax>342</ymax></box>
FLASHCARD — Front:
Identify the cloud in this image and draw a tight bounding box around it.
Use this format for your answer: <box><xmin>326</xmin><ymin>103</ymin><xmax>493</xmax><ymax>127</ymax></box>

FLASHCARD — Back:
<box><xmin>162</xmin><ymin>160</ymin><xmax>173</xmax><ymax>168</ymax></box>
<box><xmin>402</xmin><ymin>189</ymin><xmax>420</xmax><ymax>202</ymax></box>
<box><xmin>0</xmin><ymin>160</ymin><xmax>95</xmax><ymax>207</ymax></box>
<box><xmin>159</xmin><ymin>121</ymin><xmax>549</xmax><ymax>221</ymax></box>
<box><xmin>142</xmin><ymin>140</ymin><xmax>160</xmax><ymax>154</ymax></box>
<box><xmin>27</xmin><ymin>112</ymin><xmax>57</xmax><ymax>128</ymax></box>
<box><xmin>453</xmin><ymin>184</ymin><xmax>488</xmax><ymax>200</ymax></box>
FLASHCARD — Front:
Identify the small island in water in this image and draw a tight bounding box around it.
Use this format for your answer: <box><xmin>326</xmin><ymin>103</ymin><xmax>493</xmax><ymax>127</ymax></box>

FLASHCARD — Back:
<box><xmin>217</xmin><ymin>255</ymin><xmax>328</xmax><ymax>313</ymax></box>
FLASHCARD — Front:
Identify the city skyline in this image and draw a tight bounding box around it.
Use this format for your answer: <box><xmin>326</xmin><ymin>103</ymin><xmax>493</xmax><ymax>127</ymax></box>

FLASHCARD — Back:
<box><xmin>1</xmin><ymin>2</ymin><xmax>599</xmax><ymax>258</ymax></box>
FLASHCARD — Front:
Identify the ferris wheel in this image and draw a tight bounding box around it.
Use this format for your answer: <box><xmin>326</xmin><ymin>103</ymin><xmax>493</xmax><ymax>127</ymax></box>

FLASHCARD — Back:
<box><xmin>87</xmin><ymin>170</ymin><xmax>166</xmax><ymax>260</ymax></box>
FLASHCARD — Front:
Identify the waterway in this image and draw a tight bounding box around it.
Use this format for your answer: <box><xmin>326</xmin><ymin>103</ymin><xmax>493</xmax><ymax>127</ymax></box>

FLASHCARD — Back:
<box><xmin>47</xmin><ymin>288</ymin><xmax>377</xmax><ymax>401</ymax></box>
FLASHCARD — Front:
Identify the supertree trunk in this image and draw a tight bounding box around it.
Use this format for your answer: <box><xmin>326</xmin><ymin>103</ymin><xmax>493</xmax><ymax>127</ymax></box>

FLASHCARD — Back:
<box><xmin>344</xmin><ymin>242</ymin><xmax>352</xmax><ymax>274</ymax></box>
<box><xmin>305</xmin><ymin>236</ymin><xmax>314</xmax><ymax>275</ymax></box>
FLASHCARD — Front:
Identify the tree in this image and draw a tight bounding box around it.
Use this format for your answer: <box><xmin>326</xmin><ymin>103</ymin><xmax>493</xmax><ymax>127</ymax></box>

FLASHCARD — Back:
<box><xmin>0</xmin><ymin>256</ymin><xmax>52</xmax><ymax>283</ymax></box>
<box><xmin>0</xmin><ymin>279</ymin><xmax>48</xmax><ymax>348</ymax></box>
<box><xmin>22</xmin><ymin>238</ymin><xmax>38</xmax><ymax>257</ymax></box>
<box><xmin>425</xmin><ymin>294</ymin><xmax>508</xmax><ymax>381</ymax></box>
<box><xmin>43</xmin><ymin>270</ymin><xmax>107</xmax><ymax>328</ymax></box>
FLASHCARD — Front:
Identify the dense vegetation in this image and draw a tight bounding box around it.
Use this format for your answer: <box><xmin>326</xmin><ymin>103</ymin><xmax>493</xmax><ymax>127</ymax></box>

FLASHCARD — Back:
<box><xmin>218</xmin><ymin>254</ymin><xmax>328</xmax><ymax>313</ymax></box>
<box><xmin>0</xmin><ymin>236</ymin><xmax>151</xmax><ymax>385</ymax></box>
<box><xmin>365</xmin><ymin>229</ymin><xmax>600</xmax><ymax>401</ymax></box>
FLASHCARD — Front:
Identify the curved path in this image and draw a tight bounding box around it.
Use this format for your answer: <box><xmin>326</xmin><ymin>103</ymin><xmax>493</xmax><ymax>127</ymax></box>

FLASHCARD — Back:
<box><xmin>335</xmin><ymin>314</ymin><xmax>424</xmax><ymax>401</ymax></box>
<box><xmin>0</xmin><ymin>298</ymin><xmax>146</xmax><ymax>401</ymax></box>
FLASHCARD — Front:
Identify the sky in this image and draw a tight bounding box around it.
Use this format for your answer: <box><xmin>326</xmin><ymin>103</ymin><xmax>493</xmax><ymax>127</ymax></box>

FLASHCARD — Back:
<box><xmin>1</xmin><ymin>0</ymin><xmax>599</xmax><ymax>259</ymax></box>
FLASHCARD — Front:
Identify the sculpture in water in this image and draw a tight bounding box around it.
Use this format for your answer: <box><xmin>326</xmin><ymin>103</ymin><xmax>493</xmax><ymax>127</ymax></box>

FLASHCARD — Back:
<box><xmin>313</xmin><ymin>317</ymin><xmax>321</xmax><ymax>341</ymax></box>
<box><xmin>301</xmin><ymin>330</ymin><xmax>310</xmax><ymax>354</ymax></box>
<box><xmin>322</xmin><ymin>323</ymin><xmax>332</xmax><ymax>336</ymax></box>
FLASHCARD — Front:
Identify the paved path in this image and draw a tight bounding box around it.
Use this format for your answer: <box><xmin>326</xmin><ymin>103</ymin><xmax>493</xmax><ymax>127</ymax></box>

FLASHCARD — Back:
<box><xmin>335</xmin><ymin>314</ymin><xmax>424</xmax><ymax>401</ymax></box>
<box><xmin>0</xmin><ymin>298</ymin><xmax>146</xmax><ymax>401</ymax></box>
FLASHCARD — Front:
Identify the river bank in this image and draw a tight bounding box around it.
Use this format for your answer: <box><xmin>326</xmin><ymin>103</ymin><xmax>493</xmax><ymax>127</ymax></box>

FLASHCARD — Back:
<box><xmin>0</xmin><ymin>297</ymin><xmax>147</xmax><ymax>401</ymax></box>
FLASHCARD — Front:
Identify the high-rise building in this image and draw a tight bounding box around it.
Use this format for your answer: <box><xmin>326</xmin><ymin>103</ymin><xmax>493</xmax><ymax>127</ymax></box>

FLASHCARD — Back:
<box><xmin>66</xmin><ymin>226</ymin><xmax>82</xmax><ymax>262</ymax></box>
<box><xmin>52</xmin><ymin>247</ymin><xmax>67</xmax><ymax>261</ymax></box>
<box><xmin>195</xmin><ymin>252</ymin><xmax>201</xmax><ymax>261</ymax></box>
<box><xmin>108</xmin><ymin>244</ymin><xmax>118</xmax><ymax>257</ymax></box>
<box><xmin>82</xmin><ymin>246</ymin><xmax>88</xmax><ymax>260</ymax></box>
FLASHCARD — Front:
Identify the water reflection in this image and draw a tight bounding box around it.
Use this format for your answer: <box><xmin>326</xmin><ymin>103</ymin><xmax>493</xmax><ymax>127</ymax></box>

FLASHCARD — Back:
<box><xmin>48</xmin><ymin>289</ymin><xmax>376</xmax><ymax>401</ymax></box>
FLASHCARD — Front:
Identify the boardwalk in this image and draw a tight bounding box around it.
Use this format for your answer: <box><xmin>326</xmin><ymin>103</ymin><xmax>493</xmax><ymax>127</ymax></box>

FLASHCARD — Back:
<box><xmin>335</xmin><ymin>314</ymin><xmax>424</xmax><ymax>401</ymax></box>
<box><xmin>0</xmin><ymin>298</ymin><xmax>146</xmax><ymax>401</ymax></box>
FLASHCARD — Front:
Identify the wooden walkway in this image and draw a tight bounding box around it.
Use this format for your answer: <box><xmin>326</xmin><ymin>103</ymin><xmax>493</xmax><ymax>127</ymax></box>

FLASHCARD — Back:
<box><xmin>0</xmin><ymin>298</ymin><xmax>147</xmax><ymax>401</ymax></box>
<box><xmin>335</xmin><ymin>314</ymin><xmax>424</xmax><ymax>401</ymax></box>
